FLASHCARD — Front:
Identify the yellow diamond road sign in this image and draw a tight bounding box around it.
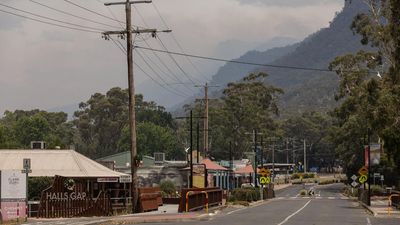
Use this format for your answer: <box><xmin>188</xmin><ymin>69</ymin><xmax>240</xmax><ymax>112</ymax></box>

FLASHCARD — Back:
<box><xmin>358</xmin><ymin>166</ymin><xmax>368</xmax><ymax>176</ymax></box>
<box><xmin>359</xmin><ymin>175</ymin><xmax>368</xmax><ymax>184</ymax></box>
<box><xmin>260</xmin><ymin>176</ymin><xmax>271</xmax><ymax>185</ymax></box>
<box><xmin>259</xmin><ymin>168</ymin><xmax>270</xmax><ymax>177</ymax></box>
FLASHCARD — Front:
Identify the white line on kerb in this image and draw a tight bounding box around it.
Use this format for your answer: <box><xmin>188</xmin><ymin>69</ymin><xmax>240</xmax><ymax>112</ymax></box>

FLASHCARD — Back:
<box><xmin>366</xmin><ymin>217</ymin><xmax>372</xmax><ymax>225</ymax></box>
<box><xmin>277</xmin><ymin>200</ymin><xmax>311</xmax><ymax>225</ymax></box>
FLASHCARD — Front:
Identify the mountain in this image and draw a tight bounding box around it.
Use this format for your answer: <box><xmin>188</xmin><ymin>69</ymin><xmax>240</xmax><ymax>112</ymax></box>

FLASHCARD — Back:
<box><xmin>168</xmin><ymin>42</ymin><xmax>300</xmax><ymax>115</ymax></box>
<box><xmin>174</xmin><ymin>0</ymin><xmax>370</xmax><ymax>116</ymax></box>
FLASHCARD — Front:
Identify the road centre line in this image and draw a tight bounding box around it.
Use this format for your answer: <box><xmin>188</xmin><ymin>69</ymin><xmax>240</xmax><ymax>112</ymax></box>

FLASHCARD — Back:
<box><xmin>276</xmin><ymin>200</ymin><xmax>312</xmax><ymax>225</ymax></box>
<box><xmin>366</xmin><ymin>217</ymin><xmax>372</xmax><ymax>225</ymax></box>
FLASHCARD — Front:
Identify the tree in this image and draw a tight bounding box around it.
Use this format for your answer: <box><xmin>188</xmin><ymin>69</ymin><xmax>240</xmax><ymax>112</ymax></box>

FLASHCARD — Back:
<box><xmin>118</xmin><ymin>122</ymin><xmax>184</xmax><ymax>160</ymax></box>
<box><xmin>73</xmin><ymin>87</ymin><xmax>178</xmax><ymax>159</ymax></box>
<box><xmin>0</xmin><ymin>110</ymin><xmax>73</xmax><ymax>149</ymax></box>
<box><xmin>329</xmin><ymin>0</ymin><xmax>400</xmax><ymax>185</ymax></box>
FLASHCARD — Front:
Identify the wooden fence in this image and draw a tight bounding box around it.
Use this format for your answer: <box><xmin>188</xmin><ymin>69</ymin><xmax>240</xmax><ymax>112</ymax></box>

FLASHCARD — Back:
<box><xmin>38</xmin><ymin>176</ymin><xmax>112</xmax><ymax>218</ymax></box>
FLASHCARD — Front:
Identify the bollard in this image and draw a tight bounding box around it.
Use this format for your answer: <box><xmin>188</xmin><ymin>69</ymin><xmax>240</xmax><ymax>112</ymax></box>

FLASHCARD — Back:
<box><xmin>388</xmin><ymin>194</ymin><xmax>400</xmax><ymax>215</ymax></box>
<box><xmin>185</xmin><ymin>191</ymin><xmax>193</xmax><ymax>212</ymax></box>
<box><xmin>201</xmin><ymin>191</ymin><xmax>209</xmax><ymax>213</ymax></box>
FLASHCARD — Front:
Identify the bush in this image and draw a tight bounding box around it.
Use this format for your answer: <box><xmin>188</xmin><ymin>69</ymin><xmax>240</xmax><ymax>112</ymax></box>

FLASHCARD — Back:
<box><xmin>291</xmin><ymin>173</ymin><xmax>300</xmax><ymax>179</ymax></box>
<box><xmin>291</xmin><ymin>173</ymin><xmax>315</xmax><ymax>179</ymax></box>
<box><xmin>231</xmin><ymin>187</ymin><xmax>261</xmax><ymax>202</ymax></box>
<box><xmin>160</xmin><ymin>180</ymin><xmax>176</xmax><ymax>197</ymax></box>
<box><xmin>28</xmin><ymin>177</ymin><xmax>53</xmax><ymax>200</ymax></box>
<box><xmin>300</xmin><ymin>189</ymin><xmax>307</xmax><ymax>196</ymax></box>
<box><xmin>319</xmin><ymin>180</ymin><xmax>335</xmax><ymax>185</ymax></box>
<box><xmin>370</xmin><ymin>185</ymin><xmax>385</xmax><ymax>196</ymax></box>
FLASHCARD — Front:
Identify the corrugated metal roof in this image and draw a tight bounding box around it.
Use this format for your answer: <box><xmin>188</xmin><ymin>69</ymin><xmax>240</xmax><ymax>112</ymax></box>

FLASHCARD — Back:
<box><xmin>0</xmin><ymin>150</ymin><xmax>127</xmax><ymax>178</ymax></box>
<box><xmin>235</xmin><ymin>164</ymin><xmax>254</xmax><ymax>174</ymax></box>
<box><xmin>200</xmin><ymin>158</ymin><xmax>227</xmax><ymax>171</ymax></box>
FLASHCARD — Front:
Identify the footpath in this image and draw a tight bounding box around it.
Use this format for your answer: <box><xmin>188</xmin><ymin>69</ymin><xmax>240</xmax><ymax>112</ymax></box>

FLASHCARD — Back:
<box><xmin>361</xmin><ymin>197</ymin><xmax>400</xmax><ymax>218</ymax></box>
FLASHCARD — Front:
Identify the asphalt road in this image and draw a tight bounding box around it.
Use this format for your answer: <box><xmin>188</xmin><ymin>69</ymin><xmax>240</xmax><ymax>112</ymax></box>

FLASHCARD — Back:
<box><xmin>139</xmin><ymin>184</ymin><xmax>399</xmax><ymax>225</ymax></box>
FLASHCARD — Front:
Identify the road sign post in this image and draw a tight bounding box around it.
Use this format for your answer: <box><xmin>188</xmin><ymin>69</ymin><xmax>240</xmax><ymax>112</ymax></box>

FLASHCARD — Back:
<box><xmin>22</xmin><ymin>158</ymin><xmax>31</xmax><ymax>222</ymax></box>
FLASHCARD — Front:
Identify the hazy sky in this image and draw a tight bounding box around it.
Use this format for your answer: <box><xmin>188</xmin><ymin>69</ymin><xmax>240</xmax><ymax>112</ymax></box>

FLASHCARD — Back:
<box><xmin>0</xmin><ymin>0</ymin><xmax>344</xmax><ymax>115</ymax></box>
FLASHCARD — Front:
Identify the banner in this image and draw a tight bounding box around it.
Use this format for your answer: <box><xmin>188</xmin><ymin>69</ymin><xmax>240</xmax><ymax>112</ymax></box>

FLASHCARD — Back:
<box><xmin>364</xmin><ymin>144</ymin><xmax>381</xmax><ymax>167</ymax></box>
<box><xmin>1</xmin><ymin>170</ymin><xmax>26</xmax><ymax>200</ymax></box>
<box><xmin>0</xmin><ymin>170</ymin><xmax>27</xmax><ymax>222</ymax></box>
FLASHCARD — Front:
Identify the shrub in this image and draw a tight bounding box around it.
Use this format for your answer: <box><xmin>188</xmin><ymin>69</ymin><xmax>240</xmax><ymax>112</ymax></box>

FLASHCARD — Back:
<box><xmin>319</xmin><ymin>180</ymin><xmax>335</xmax><ymax>185</ymax></box>
<box><xmin>370</xmin><ymin>185</ymin><xmax>385</xmax><ymax>196</ymax></box>
<box><xmin>291</xmin><ymin>173</ymin><xmax>300</xmax><ymax>179</ymax></box>
<box><xmin>160</xmin><ymin>180</ymin><xmax>176</xmax><ymax>197</ymax></box>
<box><xmin>28</xmin><ymin>177</ymin><xmax>53</xmax><ymax>200</ymax></box>
<box><xmin>300</xmin><ymin>189</ymin><xmax>307</xmax><ymax>196</ymax></box>
<box><xmin>232</xmin><ymin>187</ymin><xmax>261</xmax><ymax>202</ymax></box>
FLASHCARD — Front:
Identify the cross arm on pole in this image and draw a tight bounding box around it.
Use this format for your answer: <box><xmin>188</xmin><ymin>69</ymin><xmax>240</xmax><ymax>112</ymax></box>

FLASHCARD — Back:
<box><xmin>103</xmin><ymin>29</ymin><xmax>171</xmax><ymax>35</ymax></box>
<box><xmin>104</xmin><ymin>1</ymin><xmax>152</xmax><ymax>6</ymax></box>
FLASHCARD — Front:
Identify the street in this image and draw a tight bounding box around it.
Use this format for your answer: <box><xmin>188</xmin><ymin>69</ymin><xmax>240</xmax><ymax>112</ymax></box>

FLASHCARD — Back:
<box><xmin>138</xmin><ymin>184</ymin><xmax>399</xmax><ymax>225</ymax></box>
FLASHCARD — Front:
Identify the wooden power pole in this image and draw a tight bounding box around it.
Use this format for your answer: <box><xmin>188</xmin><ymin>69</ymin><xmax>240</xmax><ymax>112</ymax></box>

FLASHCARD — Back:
<box><xmin>103</xmin><ymin>0</ymin><xmax>170</xmax><ymax>213</ymax></box>
<box><xmin>195</xmin><ymin>83</ymin><xmax>218</xmax><ymax>157</ymax></box>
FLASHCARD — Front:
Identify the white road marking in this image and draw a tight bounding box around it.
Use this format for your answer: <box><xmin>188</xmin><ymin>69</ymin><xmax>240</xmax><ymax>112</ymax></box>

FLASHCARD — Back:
<box><xmin>277</xmin><ymin>200</ymin><xmax>312</xmax><ymax>225</ymax></box>
<box><xmin>366</xmin><ymin>217</ymin><xmax>372</xmax><ymax>225</ymax></box>
<box><xmin>328</xmin><ymin>197</ymin><xmax>335</xmax><ymax>200</ymax></box>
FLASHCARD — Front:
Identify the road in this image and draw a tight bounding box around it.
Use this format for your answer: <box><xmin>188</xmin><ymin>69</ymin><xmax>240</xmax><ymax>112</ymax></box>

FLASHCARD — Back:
<box><xmin>139</xmin><ymin>184</ymin><xmax>399</xmax><ymax>225</ymax></box>
<box><xmin>24</xmin><ymin>184</ymin><xmax>398</xmax><ymax>225</ymax></box>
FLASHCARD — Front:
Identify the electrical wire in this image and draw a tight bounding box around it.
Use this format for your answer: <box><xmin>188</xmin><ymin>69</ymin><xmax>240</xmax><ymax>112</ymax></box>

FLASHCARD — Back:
<box><xmin>152</xmin><ymin>1</ymin><xmax>209</xmax><ymax>82</ymax></box>
<box><xmin>63</xmin><ymin>0</ymin><xmax>125</xmax><ymax>24</ymax></box>
<box><xmin>0</xmin><ymin>8</ymin><xmax>100</xmax><ymax>33</ymax></box>
<box><xmin>109</xmin><ymin>37</ymin><xmax>190</xmax><ymax>98</ymax></box>
<box><xmin>132</xmin><ymin>5</ymin><xmax>197</xmax><ymax>93</ymax></box>
<box><xmin>135</xmin><ymin>46</ymin><xmax>193</xmax><ymax>95</ymax></box>
<box><xmin>157</xmin><ymin>37</ymin><xmax>200</xmax><ymax>85</ymax></box>
<box><xmin>135</xmin><ymin>50</ymin><xmax>189</xmax><ymax>98</ymax></box>
<box><xmin>0</xmin><ymin>3</ymin><xmax>106</xmax><ymax>32</ymax></box>
<box><xmin>135</xmin><ymin>45</ymin><xmax>343</xmax><ymax>73</ymax></box>
<box><xmin>29</xmin><ymin>0</ymin><xmax>121</xmax><ymax>29</ymax></box>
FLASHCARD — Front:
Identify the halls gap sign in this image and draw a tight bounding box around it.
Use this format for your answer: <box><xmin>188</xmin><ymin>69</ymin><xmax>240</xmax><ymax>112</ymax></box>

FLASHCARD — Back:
<box><xmin>46</xmin><ymin>192</ymin><xmax>87</xmax><ymax>201</ymax></box>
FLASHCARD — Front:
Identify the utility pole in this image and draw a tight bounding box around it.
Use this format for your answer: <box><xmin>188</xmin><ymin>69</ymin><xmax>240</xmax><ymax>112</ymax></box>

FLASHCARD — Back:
<box><xmin>286</xmin><ymin>138</ymin><xmax>289</xmax><ymax>179</ymax></box>
<box><xmin>272</xmin><ymin>139</ymin><xmax>275</xmax><ymax>182</ymax></box>
<box><xmin>190</xmin><ymin>110</ymin><xmax>193</xmax><ymax>188</ymax></box>
<box><xmin>204</xmin><ymin>83</ymin><xmax>209</xmax><ymax>157</ymax></box>
<box><xmin>229</xmin><ymin>141</ymin><xmax>233</xmax><ymax>189</ymax></box>
<box><xmin>367</xmin><ymin>128</ymin><xmax>371</xmax><ymax>206</ymax></box>
<box><xmin>196</xmin><ymin>121</ymin><xmax>200</xmax><ymax>163</ymax></box>
<box><xmin>195</xmin><ymin>83</ymin><xmax>218</xmax><ymax>157</ymax></box>
<box><xmin>103</xmin><ymin>0</ymin><xmax>170</xmax><ymax>213</ymax></box>
<box><xmin>303</xmin><ymin>139</ymin><xmax>307</xmax><ymax>173</ymax></box>
<box><xmin>260</xmin><ymin>136</ymin><xmax>263</xmax><ymax>169</ymax></box>
<box><xmin>253</xmin><ymin>129</ymin><xmax>258</xmax><ymax>187</ymax></box>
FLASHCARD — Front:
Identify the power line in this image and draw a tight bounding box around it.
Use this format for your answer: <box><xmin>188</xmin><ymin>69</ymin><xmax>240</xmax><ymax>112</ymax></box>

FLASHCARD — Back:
<box><xmin>152</xmin><ymin>1</ymin><xmax>209</xmax><ymax>82</ymax></box>
<box><xmin>131</xmin><ymin>3</ymin><xmax>200</xmax><ymax>85</ymax></box>
<box><xmin>157</xmin><ymin>37</ymin><xmax>200</xmax><ymax>85</ymax></box>
<box><xmin>131</xmin><ymin>5</ymin><xmax>197</xmax><ymax>92</ymax></box>
<box><xmin>135</xmin><ymin>45</ymin><xmax>340</xmax><ymax>73</ymax></box>
<box><xmin>63</xmin><ymin>0</ymin><xmax>125</xmax><ymax>24</ymax></box>
<box><xmin>29</xmin><ymin>0</ymin><xmax>121</xmax><ymax>29</ymax></box>
<box><xmin>0</xmin><ymin>8</ymin><xmax>100</xmax><ymax>33</ymax></box>
<box><xmin>109</xmin><ymin>37</ymin><xmax>189</xmax><ymax>98</ymax></box>
<box><xmin>135</xmin><ymin>49</ymin><xmax>190</xmax><ymax>98</ymax></box>
<box><xmin>135</xmin><ymin>47</ymin><xmax>193</xmax><ymax>95</ymax></box>
<box><xmin>0</xmin><ymin>3</ymin><xmax>105</xmax><ymax>32</ymax></box>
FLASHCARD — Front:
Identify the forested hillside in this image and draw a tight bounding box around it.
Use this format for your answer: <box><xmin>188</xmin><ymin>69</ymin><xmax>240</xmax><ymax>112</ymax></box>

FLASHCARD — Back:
<box><xmin>196</xmin><ymin>0</ymin><xmax>370</xmax><ymax>116</ymax></box>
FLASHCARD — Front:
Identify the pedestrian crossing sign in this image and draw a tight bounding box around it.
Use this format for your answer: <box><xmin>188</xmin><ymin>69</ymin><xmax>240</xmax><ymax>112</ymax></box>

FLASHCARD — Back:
<box><xmin>260</xmin><ymin>176</ymin><xmax>270</xmax><ymax>184</ymax></box>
